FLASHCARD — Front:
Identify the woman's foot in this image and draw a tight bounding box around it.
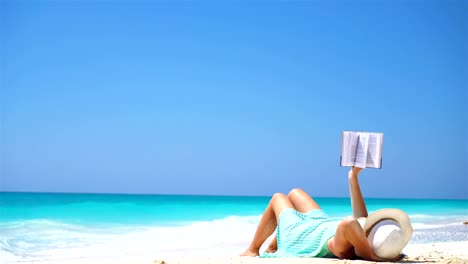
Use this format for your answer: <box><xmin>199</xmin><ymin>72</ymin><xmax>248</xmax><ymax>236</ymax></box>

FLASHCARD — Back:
<box><xmin>264</xmin><ymin>236</ymin><xmax>278</xmax><ymax>253</ymax></box>
<box><xmin>240</xmin><ymin>248</ymin><xmax>260</xmax><ymax>257</ymax></box>
<box><xmin>264</xmin><ymin>245</ymin><xmax>277</xmax><ymax>253</ymax></box>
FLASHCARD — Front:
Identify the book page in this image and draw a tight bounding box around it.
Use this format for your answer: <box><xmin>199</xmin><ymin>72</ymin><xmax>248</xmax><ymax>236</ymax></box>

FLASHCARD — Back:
<box><xmin>366</xmin><ymin>133</ymin><xmax>383</xmax><ymax>168</ymax></box>
<box><xmin>354</xmin><ymin>133</ymin><xmax>369</xmax><ymax>168</ymax></box>
<box><xmin>341</xmin><ymin>131</ymin><xmax>359</xmax><ymax>167</ymax></box>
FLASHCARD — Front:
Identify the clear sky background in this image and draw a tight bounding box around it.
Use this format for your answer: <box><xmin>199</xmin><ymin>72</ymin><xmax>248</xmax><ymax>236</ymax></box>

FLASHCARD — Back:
<box><xmin>1</xmin><ymin>0</ymin><xmax>466</xmax><ymax>199</ymax></box>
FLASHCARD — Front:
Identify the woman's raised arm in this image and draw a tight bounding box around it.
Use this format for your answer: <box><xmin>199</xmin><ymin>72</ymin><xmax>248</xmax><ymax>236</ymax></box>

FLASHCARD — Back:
<box><xmin>348</xmin><ymin>167</ymin><xmax>368</xmax><ymax>218</ymax></box>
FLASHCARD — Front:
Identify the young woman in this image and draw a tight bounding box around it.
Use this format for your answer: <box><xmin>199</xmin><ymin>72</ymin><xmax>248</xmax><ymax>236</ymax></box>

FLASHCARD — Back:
<box><xmin>241</xmin><ymin>167</ymin><xmax>393</xmax><ymax>261</ymax></box>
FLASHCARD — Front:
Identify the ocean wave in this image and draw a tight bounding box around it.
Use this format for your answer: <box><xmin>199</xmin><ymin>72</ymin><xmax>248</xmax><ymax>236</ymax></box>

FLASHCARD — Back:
<box><xmin>412</xmin><ymin>222</ymin><xmax>465</xmax><ymax>230</ymax></box>
<box><xmin>0</xmin><ymin>215</ymin><xmax>263</xmax><ymax>262</ymax></box>
<box><xmin>408</xmin><ymin>214</ymin><xmax>437</xmax><ymax>219</ymax></box>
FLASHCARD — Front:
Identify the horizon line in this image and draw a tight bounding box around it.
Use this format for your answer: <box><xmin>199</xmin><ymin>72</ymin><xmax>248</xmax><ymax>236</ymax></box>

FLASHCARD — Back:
<box><xmin>1</xmin><ymin>190</ymin><xmax>466</xmax><ymax>201</ymax></box>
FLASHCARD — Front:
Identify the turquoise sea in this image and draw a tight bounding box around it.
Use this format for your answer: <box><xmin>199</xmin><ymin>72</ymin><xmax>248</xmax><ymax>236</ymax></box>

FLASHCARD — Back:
<box><xmin>1</xmin><ymin>192</ymin><xmax>467</xmax><ymax>262</ymax></box>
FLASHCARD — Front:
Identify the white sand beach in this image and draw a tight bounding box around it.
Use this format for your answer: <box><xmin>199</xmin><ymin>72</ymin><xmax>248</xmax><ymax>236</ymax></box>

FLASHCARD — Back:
<box><xmin>13</xmin><ymin>241</ymin><xmax>467</xmax><ymax>264</ymax></box>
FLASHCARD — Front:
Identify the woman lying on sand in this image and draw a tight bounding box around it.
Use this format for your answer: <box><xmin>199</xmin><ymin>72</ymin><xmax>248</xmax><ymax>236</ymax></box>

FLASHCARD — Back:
<box><xmin>241</xmin><ymin>167</ymin><xmax>412</xmax><ymax>261</ymax></box>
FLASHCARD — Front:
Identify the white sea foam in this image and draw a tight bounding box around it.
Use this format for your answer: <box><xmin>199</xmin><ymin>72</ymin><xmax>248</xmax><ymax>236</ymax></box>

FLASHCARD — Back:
<box><xmin>411</xmin><ymin>222</ymin><xmax>463</xmax><ymax>230</ymax></box>
<box><xmin>408</xmin><ymin>214</ymin><xmax>436</xmax><ymax>219</ymax></box>
<box><xmin>0</xmin><ymin>215</ymin><xmax>265</xmax><ymax>262</ymax></box>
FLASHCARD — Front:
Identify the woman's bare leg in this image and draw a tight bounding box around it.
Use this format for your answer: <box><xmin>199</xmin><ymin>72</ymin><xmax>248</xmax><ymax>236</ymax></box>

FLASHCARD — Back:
<box><xmin>265</xmin><ymin>188</ymin><xmax>321</xmax><ymax>253</ymax></box>
<box><xmin>241</xmin><ymin>193</ymin><xmax>294</xmax><ymax>257</ymax></box>
<box><xmin>327</xmin><ymin>216</ymin><xmax>383</xmax><ymax>261</ymax></box>
<box><xmin>287</xmin><ymin>188</ymin><xmax>321</xmax><ymax>213</ymax></box>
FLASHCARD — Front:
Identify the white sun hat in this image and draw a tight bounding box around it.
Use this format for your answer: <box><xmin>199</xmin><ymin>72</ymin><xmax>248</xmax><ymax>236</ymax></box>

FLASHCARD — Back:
<box><xmin>364</xmin><ymin>208</ymin><xmax>413</xmax><ymax>260</ymax></box>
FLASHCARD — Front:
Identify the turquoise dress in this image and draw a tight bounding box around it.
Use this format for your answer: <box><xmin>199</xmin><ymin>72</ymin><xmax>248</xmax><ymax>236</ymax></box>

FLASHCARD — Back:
<box><xmin>261</xmin><ymin>208</ymin><xmax>342</xmax><ymax>258</ymax></box>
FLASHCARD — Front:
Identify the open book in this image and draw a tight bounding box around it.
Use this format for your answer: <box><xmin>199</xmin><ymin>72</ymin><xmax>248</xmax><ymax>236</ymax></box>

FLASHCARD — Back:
<box><xmin>340</xmin><ymin>131</ymin><xmax>384</xmax><ymax>169</ymax></box>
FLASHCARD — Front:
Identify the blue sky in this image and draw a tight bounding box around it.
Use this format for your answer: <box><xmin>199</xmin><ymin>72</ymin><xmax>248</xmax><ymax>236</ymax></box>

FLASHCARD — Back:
<box><xmin>1</xmin><ymin>0</ymin><xmax>466</xmax><ymax>199</ymax></box>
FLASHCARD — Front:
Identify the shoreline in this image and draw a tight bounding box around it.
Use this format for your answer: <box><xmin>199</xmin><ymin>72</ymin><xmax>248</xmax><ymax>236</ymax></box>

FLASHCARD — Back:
<box><xmin>8</xmin><ymin>241</ymin><xmax>468</xmax><ymax>264</ymax></box>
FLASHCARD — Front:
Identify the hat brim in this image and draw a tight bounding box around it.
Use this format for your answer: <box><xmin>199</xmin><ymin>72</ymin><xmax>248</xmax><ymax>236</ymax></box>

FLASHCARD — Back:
<box><xmin>364</xmin><ymin>208</ymin><xmax>413</xmax><ymax>247</ymax></box>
